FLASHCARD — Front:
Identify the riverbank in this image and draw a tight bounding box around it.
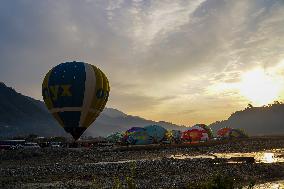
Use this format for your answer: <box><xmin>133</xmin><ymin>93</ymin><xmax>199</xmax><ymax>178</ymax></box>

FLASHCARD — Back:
<box><xmin>1</xmin><ymin>136</ymin><xmax>284</xmax><ymax>188</ymax></box>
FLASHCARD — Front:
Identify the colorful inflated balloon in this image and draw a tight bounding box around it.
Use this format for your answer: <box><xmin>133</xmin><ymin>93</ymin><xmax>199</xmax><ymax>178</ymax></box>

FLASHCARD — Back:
<box><xmin>194</xmin><ymin>124</ymin><xmax>213</xmax><ymax>139</ymax></box>
<box><xmin>144</xmin><ymin>125</ymin><xmax>167</xmax><ymax>143</ymax></box>
<box><xmin>217</xmin><ymin>128</ymin><xmax>247</xmax><ymax>138</ymax></box>
<box><xmin>123</xmin><ymin>127</ymin><xmax>143</xmax><ymax>142</ymax></box>
<box><xmin>231</xmin><ymin>128</ymin><xmax>247</xmax><ymax>138</ymax></box>
<box><xmin>165</xmin><ymin>130</ymin><xmax>182</xmax><ymax>143</ymax></box>
<box><xmin>106</xmin><ymin>132</ymin><xmax>124</xmax><ymax>143</ymax></box>
<box><xmin>181</xmin><ymin>126</ymin><xmax>209</xmax><ymax>142</ymax></box>
<box><xmin>124</xmin><ymin>127</ymin><xmax>149</xmax><ymax>145</ymax></box>
<box><xmin>42</xmin><ymin>61</ymin><xmax>110</xmax><ymax>140</ymax></box>
<box><xmin>217</xmin><ymin>128</ymin><xmax>232</xmax><ymax>138</ymax></box>
<box><xmin>171</xmin><ymin>130</ymin><xmax>182</xmax><ymax>140</ymax></box>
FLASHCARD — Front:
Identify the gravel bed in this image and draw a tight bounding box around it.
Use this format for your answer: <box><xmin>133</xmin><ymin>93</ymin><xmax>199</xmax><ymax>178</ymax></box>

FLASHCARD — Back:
<box><xmin>1</xmin><ymin>137</ymin><xmax>284</xmax><ymax>188</ymax></box>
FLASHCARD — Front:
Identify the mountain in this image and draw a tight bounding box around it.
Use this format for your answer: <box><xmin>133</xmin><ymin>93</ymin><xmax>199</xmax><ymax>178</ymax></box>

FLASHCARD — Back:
<box><xmin>0</xmin><ymin>82</ymin><xmax>187</xmax><ymax>138</ymax></box>
<box><xmin>0</xmin><ymin>82</ymin><xmax>66</xmax><ymax>137</ymax></box>
<box><xmin>2</xmin><ymin>82</ymin><xmax>283</xmax><ymax>138</ymax></box>
<box><xmin>209</xmin><ymin>104</ymin><xmax>284</xmax><ymax>136</ymax></box>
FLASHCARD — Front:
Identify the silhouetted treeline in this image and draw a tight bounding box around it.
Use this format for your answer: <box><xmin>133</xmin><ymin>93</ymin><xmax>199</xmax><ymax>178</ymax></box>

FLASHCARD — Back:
<box><xmin>210</xmin><ymin>101</ymin><xmax>284</xmax><ymax>135</ymax></box>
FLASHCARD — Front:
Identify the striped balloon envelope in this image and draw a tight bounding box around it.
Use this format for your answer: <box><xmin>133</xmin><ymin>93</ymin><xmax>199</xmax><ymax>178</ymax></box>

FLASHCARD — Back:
<box><xmin>42</xmin><ymin>61</ymin><xmax>110</xmax><ymax>140</ymax></box>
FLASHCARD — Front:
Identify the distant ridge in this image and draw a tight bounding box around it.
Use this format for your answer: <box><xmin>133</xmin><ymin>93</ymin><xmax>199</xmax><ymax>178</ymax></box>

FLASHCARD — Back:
<box><xmin>0</xmin><ymin>83</ymin><xmax>187</xmax><ymax>138</ymax></box>
<box><xmin>0</xmin><ymin>82</ymin><xmax>65</xmax><ymax>137</ymax></box>
<box><xmin>1</xmin><ymin>82</ymin><xmax>284</xmax><ymax>137</ymax></box>
<box><xmin>209</xmin><ymin>103</ymin><xmax>284</xmax><ymax>136</ymax></box>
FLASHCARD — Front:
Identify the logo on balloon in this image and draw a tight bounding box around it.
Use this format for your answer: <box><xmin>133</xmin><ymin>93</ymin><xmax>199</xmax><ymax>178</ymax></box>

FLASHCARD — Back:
<box><xmin>96</xmin><ymin>88</ymin><xmax>109</xmax><ymax>100</ymax></box>
<box><xmin>43</xmin><ymin>85</ymin><xmax>72</xmax><ymax>101</ymax></box>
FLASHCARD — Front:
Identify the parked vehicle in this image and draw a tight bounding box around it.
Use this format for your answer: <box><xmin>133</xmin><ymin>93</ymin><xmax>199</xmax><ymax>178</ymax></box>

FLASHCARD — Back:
<box><xmin>0</xmin><ymin>140</ymin><xmax>25</xmax><ymax>150</ymax></box>
<box><xmin>50</xmin><ymin>142</ymin><xmax>62</xmax><ymax>148</ymax></box>
<box><xmin>23</xmin><ymin>142</ymin><xmax>41</xmax><ymax>149</ymax></box>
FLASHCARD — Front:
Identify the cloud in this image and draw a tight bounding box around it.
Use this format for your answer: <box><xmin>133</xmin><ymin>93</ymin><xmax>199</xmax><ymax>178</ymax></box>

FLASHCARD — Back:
<box><xmin>0</xmin><ymin>0</ymin><xmax>284</xmax><ymax>125</ymax></box>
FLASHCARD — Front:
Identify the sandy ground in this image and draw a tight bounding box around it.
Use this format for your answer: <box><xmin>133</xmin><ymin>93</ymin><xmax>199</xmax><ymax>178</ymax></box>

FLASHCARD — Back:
<box><xmin>1</xmin><ymin>136</ymin><xmax>284</xmax><ymax>188</ymax></box>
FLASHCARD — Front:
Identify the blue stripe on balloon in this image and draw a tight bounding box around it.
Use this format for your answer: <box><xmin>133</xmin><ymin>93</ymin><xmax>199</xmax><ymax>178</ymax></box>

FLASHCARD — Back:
<box><xmin>48</xmin><ymin>62</ymin><xmax>86</xmax><ymax>108</ymax></box>
<box><xmin>58</xmin><ymin>111</ymin><xmax>81</xmax><ymax>128</ymax></box>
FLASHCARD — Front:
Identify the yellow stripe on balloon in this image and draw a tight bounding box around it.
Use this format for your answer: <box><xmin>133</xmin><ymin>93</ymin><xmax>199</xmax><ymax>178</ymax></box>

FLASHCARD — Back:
<box><xmin>82</xmin><ymin>112</ymin><xmax>97</xmax><ymax>128</ymax></box>
<box><xmin>42</xmin><ymin>69</ymin><xmax>54</xmax><ymax>109</ymax></box>
<box><xmin>82</xmin><ymin>109</ymin><xmax>101</xmax><ymax>128</ymax></box>
<box><xmin>52</xmin><ymin>112</ymin><xmax>64</xmax><ymax>128</ymax></box>
<box><xmin>98</xmin><ymin>70</ymin><xmax>109</xmax><ymax>112</ymax></box>
<box><xmin>90</xmin><ymin>66</ymin><xmax>103</xmax><ymax>111</ymax></box>
<box><xmin>96</xmin><ymin>68</ymin><xmax>107</xmax><ymax>112</ymax></box>
<box><xmin>93</xmin><ymin>68</ymin><xmax>108</xmax><ymax>118</ymax></box>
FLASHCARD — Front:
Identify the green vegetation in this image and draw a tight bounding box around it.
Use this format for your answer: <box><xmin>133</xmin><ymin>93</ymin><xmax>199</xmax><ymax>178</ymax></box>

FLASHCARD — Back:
<box><xmin>92</xmin><ymin>166</ymin><xmax>255</xmax><ymax>189</ymax></box>
<box><xmin>187</xmin><ymin>174</ymin><xmax>255</xmax><ymax>189</ymax></box>
<box><xmin>92</xmin><ymin>162</ymin><xmax>137</xmax><ymax>189</ymax></box>
<box><xmin>96</xmin><ymin>172</ymin><xmax>256</xmax><ymax>189</ymax></box>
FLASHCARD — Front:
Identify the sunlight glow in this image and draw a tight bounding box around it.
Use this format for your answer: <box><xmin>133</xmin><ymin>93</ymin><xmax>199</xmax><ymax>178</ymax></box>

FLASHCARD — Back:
<box><xmin>238</xmin><ymin>68</ymin><xmax>282</xmax><ymax>106</ymax></box>
<box><xmin>262</xmin><ymin>153</ymin><xmax>275</xmax><ymax>163</ymax></box>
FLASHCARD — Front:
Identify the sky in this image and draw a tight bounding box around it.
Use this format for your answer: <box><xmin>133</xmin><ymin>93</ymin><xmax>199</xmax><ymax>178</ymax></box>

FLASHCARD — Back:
<box><xmin>1</xmin><ymin>0</ymin><xmax>284</xmax><ymax>126</ymax></box>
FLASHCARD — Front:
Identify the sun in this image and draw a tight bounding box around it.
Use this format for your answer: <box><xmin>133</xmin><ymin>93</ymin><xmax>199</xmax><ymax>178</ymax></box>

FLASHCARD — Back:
<box><xmin>238</xmin><ymin>68</ymin><xmax>282</xmax><ymax>106</ymax></box>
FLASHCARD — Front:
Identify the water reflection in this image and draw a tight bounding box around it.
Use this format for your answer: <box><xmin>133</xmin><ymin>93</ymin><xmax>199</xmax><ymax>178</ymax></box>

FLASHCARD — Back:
<box><xmin>170</xmin><ymin>149</ymin><xmax>284</xmax><ymax>163</ymax></box>
<box><xmin>254</xmin><ymin>180</ymin><xmax>284</xmax><ymax>189</ymax></box>
<box><xmin>170</xmin><ymin>154</ymin><xmax>215</xmax><ymax>160</ymax></box>
<box><xmin>260</xmin><ymin>153</ymin><xmax>275</xmax><ymax>163</ymax></box>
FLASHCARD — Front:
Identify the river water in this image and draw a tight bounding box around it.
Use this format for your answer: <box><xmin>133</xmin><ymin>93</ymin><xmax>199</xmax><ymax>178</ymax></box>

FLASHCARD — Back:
<box><xmin>170</xmin><ymin>148</ymin><xmax>284</xmax><ymax>163</ymax></box>
<box><xmin>254</xmin><ymin>180</ymin><xmax>284</xmax><ymax>189</ymax></box>
<box><xmin>170</xmin><ymin>148</ymin><xmax>284</xmax><ymax>188</ymax></box>
<box><xmin>85</xmin><ymin>149</ymin><xmax>284</xmax><ymax>188</ymax></box>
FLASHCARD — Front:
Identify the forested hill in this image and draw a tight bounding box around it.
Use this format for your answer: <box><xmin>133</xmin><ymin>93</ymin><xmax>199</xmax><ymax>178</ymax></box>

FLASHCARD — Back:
<box><xmin>209</xmin><ymin>103</ymin><xmax>284</xmax><ymax>135</ymax></box>
<box><xmin>0</xmin><ymin>82</ymin><xmax>187</xmax><ymax>138</ymax></box>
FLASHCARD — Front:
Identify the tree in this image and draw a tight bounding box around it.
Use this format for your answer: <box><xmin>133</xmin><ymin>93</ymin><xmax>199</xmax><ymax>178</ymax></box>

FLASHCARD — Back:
<box><xmin>247</xmin><ymin>104</ymin><xmax>253</xmax><ymax>108</ymax></box>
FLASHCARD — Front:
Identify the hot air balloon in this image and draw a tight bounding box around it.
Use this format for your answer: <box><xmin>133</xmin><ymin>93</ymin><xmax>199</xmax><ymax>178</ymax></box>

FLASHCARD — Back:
<box><xmin>230</xmin><ymin>128</ymin><xmax>248</xmax><ymax>138</ymax></box>
<box><xmin>217</xmin><ymin>127</ymin><xmax>232</xmax><ymax>138</ymax></box>
<box><xmin>124</xmin><ymin>127</ymin><xmax>149</xmax><ymax>145</ymax></box>
<box><xmin>42</xmin><ymin>61</ymin><xmax>110</xmax><ymax>140</ymax></box>
<box><xmin>144</xmin><ymin>125</ymin><xmax>167</xmax><ymax>144</ymax></box>
<box><xmin>123</xmin><ymin>127</ymin><xmax>143</xmax><ymax>142</ymax></box>
<box><xmin>106</xmin><ymin>132</ymin><xmax>124</xmax><ymax>144</ymax></box>
<box><xmin>165</xmin><ymin>130</ymin><xmax>182</xmax><ymax>143</ymax></box>
<box><xmin>194</xmin><ymin>124</ymin><xmax>213</xmax><ymax>139</ymax></box>
<box><xmin>181</xmin><ymin>126</ymin><xmax>209</xmax><ymax>142</ymax></box>
<box><xmin>217</xmin><ymin>128</ymin><xmax>247</xmax><ymax>139</ymax></box>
